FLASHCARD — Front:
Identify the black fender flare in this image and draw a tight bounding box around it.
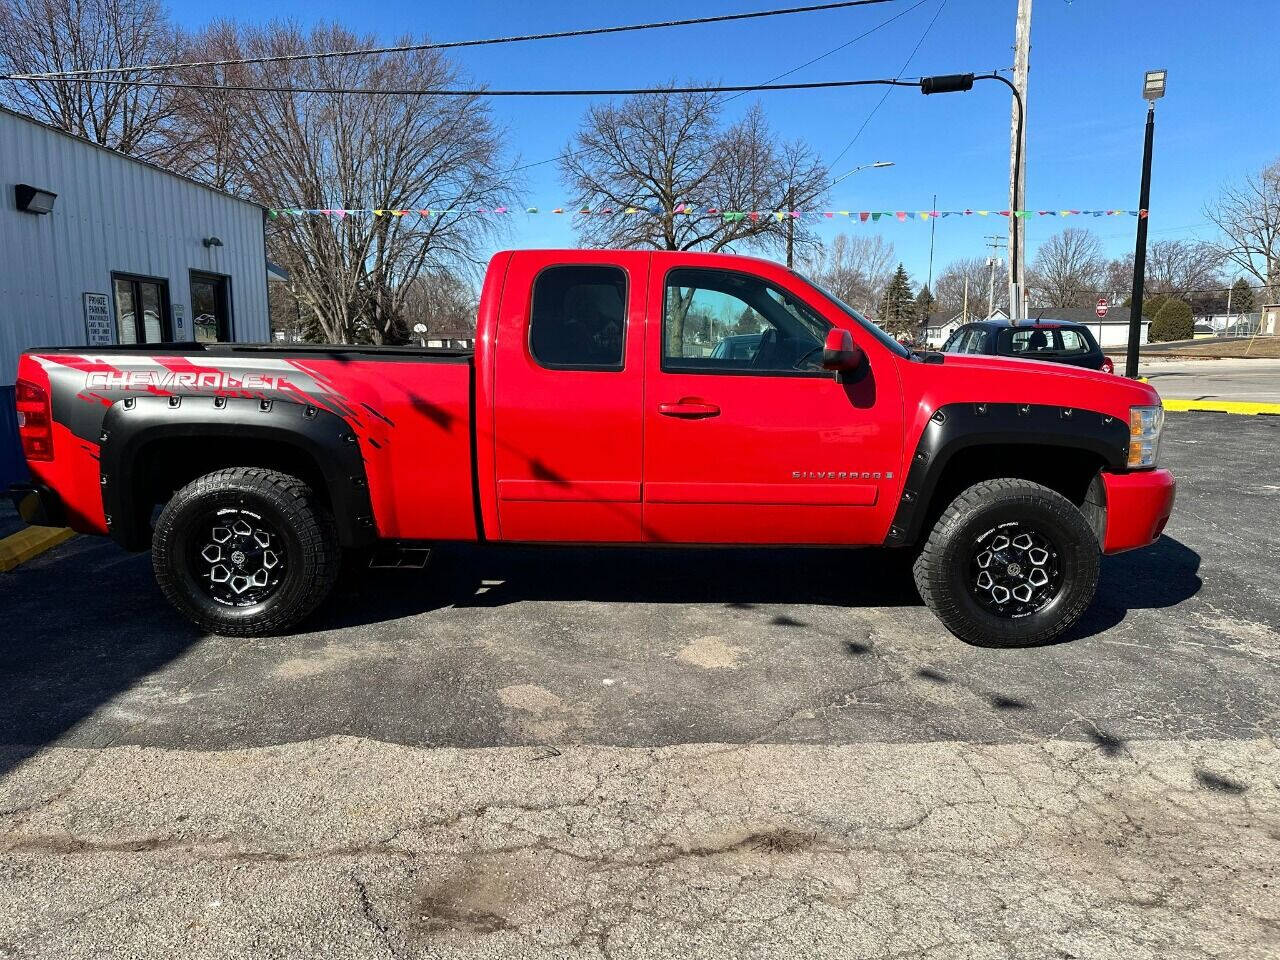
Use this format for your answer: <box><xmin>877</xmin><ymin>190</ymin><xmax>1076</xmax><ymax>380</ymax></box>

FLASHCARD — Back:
<box><xmin>886</xmin><ymin>401</ymin><xmax>1131</xmax><ymax>547</ymax></box>
<box><xmin>98</xmin><ymin>395</ymin><xmax>377</xmax><ymax>550</ymax></box>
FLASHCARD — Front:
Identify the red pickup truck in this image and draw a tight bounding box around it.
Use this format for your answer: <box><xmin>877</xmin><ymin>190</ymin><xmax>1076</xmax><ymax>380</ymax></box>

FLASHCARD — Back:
<box><xmin>10</xmin><ymin>249</ymin><xmax>1174</xmax><ymax>646</ymax></box>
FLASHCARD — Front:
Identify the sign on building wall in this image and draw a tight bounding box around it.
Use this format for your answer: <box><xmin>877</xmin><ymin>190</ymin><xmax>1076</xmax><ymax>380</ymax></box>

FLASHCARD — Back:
<box><xmin>82</xmin><ymin>293</ymin><xmax>113</xmax><ymax>346</ymax></box>
<box><xmin>173</xmin><ymin>303</ymin><xmax>186</xmax><ymax>338</ymax></box>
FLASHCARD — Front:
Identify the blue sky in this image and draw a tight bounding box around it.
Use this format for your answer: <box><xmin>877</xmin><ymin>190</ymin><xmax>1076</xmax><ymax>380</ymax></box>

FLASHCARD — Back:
<box><xmin>165</xmin><ymin>0</ymin><xmax>1279</xmax><ymax>286</ymax></box>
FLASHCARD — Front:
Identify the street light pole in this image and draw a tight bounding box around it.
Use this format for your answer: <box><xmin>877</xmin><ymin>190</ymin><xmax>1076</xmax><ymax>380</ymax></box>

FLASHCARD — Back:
<box><xmin>1125</xmin><ymin>69</ymin><xmax>1165</xmax><ymax>378</ymax></box>
<box><xmin>920</xmin><ymin>74</ymin><xmax>1024</xmax><ymax>322</ymax></box>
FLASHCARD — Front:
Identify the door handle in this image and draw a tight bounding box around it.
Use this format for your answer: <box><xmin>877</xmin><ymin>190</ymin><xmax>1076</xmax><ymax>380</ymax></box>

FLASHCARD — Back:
<box><xmin>658</xmin><ymin>400</ymin><xmax>720</xmax><ymax>419</ymax></box>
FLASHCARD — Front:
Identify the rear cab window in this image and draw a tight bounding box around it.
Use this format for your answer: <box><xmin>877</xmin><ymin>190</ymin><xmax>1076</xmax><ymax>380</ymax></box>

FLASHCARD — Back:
<box><xmin>998</xmin><ymin>326</ymin><xmax>1096</xmax><ymax>357</ymax></box>
<box><xmin>529</xmin><ymin>265</ymin><xmax>627</xmax><ymax>370</ymax></box>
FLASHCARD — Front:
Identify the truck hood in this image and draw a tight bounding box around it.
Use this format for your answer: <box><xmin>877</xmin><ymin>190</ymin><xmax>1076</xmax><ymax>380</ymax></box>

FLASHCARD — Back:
<box><xmin>901</xmin><ymin>351</ymin><xmax>1161</xmax><ymax>420</ymax></box>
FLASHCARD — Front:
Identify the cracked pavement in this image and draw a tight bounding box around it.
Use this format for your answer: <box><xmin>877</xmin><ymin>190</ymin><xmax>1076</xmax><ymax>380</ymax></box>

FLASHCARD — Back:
<box><xmin>1</xmin><ymin>413</ymin><xmax>1278</xmax><ymax>957</ymax></box>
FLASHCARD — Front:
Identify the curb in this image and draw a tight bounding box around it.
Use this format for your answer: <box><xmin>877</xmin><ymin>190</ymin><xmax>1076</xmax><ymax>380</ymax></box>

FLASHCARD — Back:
<box><xmin>1163</xmin><ymin>398</ymin><xmax>1280</xmax><ymax>417</ymax></box>
<box><xmin>0</xmin><ymin>527</ymin><xmax>76</xmax><ymax>572</ymax></box>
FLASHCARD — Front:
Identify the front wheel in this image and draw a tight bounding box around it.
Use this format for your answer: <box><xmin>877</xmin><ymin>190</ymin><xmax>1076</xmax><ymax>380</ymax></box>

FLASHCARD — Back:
<box><xmin>152</xmin><ymin>467</ymin><xmax>340</xmax><ymax>636</ymax></box>
<box><xmin>913</xmin><ymin>478</ymin><xmax>1099</xmax><ymax>647</ymax></box>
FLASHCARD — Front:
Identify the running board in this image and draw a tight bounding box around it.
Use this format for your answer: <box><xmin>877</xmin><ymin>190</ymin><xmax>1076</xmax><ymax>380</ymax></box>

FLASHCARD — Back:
<box><xmin>367</xmin><ymin>546</ymin><xmax>432</xmax><ymax>570</ymax></box>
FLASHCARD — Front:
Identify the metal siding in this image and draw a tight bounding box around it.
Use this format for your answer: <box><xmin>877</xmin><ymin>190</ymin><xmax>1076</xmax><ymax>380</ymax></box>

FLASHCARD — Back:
<box><xmin>0</xmin><ymin>109</ymin><xmax>268</xmax><ymax>386</ymax></box>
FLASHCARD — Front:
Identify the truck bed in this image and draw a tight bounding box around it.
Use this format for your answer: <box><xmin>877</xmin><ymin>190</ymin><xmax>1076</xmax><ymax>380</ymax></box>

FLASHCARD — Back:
<box><xmin>21</xmin><ymin>344</ymin><xmax>479</xmax><ymax>543</ymax></box>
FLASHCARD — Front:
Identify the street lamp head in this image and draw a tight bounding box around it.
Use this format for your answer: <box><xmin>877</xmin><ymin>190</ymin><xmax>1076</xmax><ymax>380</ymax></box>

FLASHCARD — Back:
<box><xmin>1143</xmin><ymin>69</ymin><xmax>1167</xmax><ymax>102</ymax></box>
<box><xmin>871</xmin><ymin>161</ymin><xmax>895</xmax><ymax>168</ymax></box>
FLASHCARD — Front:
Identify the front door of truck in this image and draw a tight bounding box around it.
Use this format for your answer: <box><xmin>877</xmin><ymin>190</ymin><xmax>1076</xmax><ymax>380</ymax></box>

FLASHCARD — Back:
<box><xmin>492</xmin><ymin>251</ymin><xmax>647</xmax><ymax>541</ymax></box>
<box><xmin>642</xmin><ymin>262</ymin><xmax>904</xmax><ymax>545</ymax></box>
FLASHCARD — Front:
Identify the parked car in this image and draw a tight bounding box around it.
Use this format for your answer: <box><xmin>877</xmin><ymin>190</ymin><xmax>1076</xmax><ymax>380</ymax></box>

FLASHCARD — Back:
<box><xmin>941</xmin><ymin>319</ymin><xmax>1116</xmax><ymax>374</ymax></box>
<box><xmin>709</xmin><ymin>333</ymin><xmax>763</xmax><ymax>362</ymax></box>
<box><xmin>10</xmin><ymin>249</ymin><xmax>1172</xmax><ymax>647</ymax></box>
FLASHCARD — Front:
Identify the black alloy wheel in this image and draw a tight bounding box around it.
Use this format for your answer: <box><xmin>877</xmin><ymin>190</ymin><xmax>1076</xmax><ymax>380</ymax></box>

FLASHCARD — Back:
<box><xmin>191</xmin><ymin>508</ymin><xmax>287</xmax><ymax>607</ymax></box>
<box><xmin>967</xmin><ymin>523</ymin><xmax>1063</xmax><ymax>619</ymax></box>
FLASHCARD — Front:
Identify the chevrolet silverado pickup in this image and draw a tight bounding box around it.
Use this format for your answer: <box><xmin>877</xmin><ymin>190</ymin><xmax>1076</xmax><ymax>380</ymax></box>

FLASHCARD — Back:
<box><xmin>9</xmin><ymin>249</ymin><xmax>1175</xmax><ymax>645</ymax></box>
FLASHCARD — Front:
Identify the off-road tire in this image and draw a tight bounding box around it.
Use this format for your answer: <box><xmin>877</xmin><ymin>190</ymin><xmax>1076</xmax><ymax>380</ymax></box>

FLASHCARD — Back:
<box><xmin>913</xmin><ymin>478</ymin><xmax>1099</xmax><ymax>647</ymax></box>
<box><xmin>152</xmin><ymin>467</ymin><xmax>340</xmax><ymax>636</ymax></box>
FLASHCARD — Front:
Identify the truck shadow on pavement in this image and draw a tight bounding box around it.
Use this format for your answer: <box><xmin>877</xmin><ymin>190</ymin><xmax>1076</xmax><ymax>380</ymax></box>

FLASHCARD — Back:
<box><xmin>0</xmin><ymin>534</ymin><xmax>1201</xmax><ymax>780</ymax></box>
<box><xmin>0</xmin><ymin>539</ymin><xmax>202</xmax><ymax>779</ymax></box>
<box><xmin>323</xmin><ymin>533</ymin><xmax>1203</xmax><ymax>645</ymax></box>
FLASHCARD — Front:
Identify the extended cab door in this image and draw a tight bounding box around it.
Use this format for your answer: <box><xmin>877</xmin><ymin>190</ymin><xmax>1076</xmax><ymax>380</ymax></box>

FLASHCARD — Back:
<box><xmin>642</xmin><ymin>259</ymin><xmax>905</xmax><ymax>545</ymax></box>
<box><xmin>491</xmin><ymin>251</ymin><xmax>648</xmax><ymax>541</ymax></box>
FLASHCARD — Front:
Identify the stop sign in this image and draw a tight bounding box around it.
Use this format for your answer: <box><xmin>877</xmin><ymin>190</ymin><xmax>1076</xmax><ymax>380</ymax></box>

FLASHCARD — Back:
<box><xmin>1095</xmin><ymin>297</ymin><xmax>1109</xmax><ymax>318</ymax></box>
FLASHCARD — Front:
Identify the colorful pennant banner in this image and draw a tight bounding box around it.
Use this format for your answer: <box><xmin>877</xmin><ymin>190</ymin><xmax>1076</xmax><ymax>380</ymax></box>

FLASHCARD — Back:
<box><xmin>269</xmin><ymin>206</ymin><xmax>1149</xmax><ymax>221</ymax></box>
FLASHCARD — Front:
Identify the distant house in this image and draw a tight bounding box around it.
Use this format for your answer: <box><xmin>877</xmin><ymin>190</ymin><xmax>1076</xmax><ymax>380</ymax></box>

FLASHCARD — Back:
<box><xmin>1200</xmin><ymin>312</ymin><xmax>1267</xmax><ymax>336</ymax></box>
<box><xmin>1024</xmin><ymin>306</ymin><xmax>1149</xmax><ymax>348</ymax></box>
<box><xmin>924</xmin><ymin>308</ymin><xmax>1009</xmax><ymax>348</ymax></box>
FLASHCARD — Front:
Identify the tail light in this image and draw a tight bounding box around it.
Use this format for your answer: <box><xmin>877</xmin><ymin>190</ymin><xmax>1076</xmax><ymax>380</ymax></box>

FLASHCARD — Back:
<box><xmin>15</xmin><ymin>379</ymin><xmax>53</xmax><ymax>461</ymax></box>
<box><xmin>1101</xmin><ymin>356</ymin><xmax>1115</xmax><ymax>374</ymax></box>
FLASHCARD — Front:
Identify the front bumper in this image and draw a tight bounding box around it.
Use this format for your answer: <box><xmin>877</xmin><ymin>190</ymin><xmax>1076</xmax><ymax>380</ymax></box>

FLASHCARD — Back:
<box><xmin>1099</xmin><ymin>468</ymin><xmax>1175</xmax><ymax>554</ymax></box>
<box><xmin>7</xmin><ymin>483</ymin><xmax>66</xmax><ymax>528</ymax></box>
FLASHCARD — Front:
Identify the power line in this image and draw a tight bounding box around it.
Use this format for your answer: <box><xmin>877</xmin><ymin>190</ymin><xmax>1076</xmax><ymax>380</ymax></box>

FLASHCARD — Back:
<box><xmin>827</xmin><ymin>0</ymin><xmax>947</xmax><ymax>176</ymax></box>
<box><xmin>4</xmin><ymin>76</ymin><xmax>924</xmax><ymax>98</ymax></box>
<box><xmin>1</xmin><ymin>0</ymin><xmax>896</xmax><ymax>80</ymax></box>
<box><xmin>503</xmin><ymin>0</ymin><xmax>934</xmax><ymax>176</ymax></box>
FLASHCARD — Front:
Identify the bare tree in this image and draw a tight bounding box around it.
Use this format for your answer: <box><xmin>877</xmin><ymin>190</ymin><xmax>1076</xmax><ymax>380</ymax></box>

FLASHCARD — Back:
<box><xmin>1103</xmin><ymin>252</ymin><xmax>1135</xmax><ymax>304</ymax></box>
<box><xmin>0</xmin><ymin>0</ymin><xmax>181</xmax><ymax>159</ymax></box>
<box><xmin>799</xmin><ymin>234</ymin><xmax>895</xmax><ymax>316</ymax></box>
<box><xmin>1143</xmin><ymin>240</ymin><xmax>1222</xmax><ymax>298</ymax></box>
<box><xmin>1027</xmin><ymin>228</ymin><xmax>1106</xmax><ymax>308</ymax></box>
<box><xmin>175</xmin><ymin>22</ymin><xmax>510</xmax><ymax>344</ymax></box>
<box><xmin>159</xmin><ymin>19</ymin><xmax>245</xmax><ymax>191</ymax></box>
<box><xmin>559</xmin><ymin>90</ymin><xmax>828</xmax><ymax>258</ymax></box>
<box><xmin>934</xmin><ymin>255</ymin><xmax>1010</xmax><ymax>319</ymax></box>
<box><xmin>1101</xmin><ymin>240</ymin><xmax>1222</xmax><ymax>312</ymax></box>
<box><xmin>1205</xmin><ymin>158</ymin><xmax>1280</xmax><ymax>303</ymax></box>
<box><xmin>401</xmin><ymin>268</ymin><xmax>477</xmax><ymax>338</ymax></box>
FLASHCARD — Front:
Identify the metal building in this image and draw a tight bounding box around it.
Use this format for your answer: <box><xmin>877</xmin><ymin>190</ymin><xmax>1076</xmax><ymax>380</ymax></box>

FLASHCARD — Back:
<box><xmin>0</xmin><ymin>106</ymin><xmax>269</xmax><ymax>486</ymax></box>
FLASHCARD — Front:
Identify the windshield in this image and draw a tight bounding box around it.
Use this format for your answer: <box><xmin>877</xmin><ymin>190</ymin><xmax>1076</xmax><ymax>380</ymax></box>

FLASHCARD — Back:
<box><xmin>792</xmin><ymin>272</ymin><xmax>911</xmax><ymax>358</ymax></box>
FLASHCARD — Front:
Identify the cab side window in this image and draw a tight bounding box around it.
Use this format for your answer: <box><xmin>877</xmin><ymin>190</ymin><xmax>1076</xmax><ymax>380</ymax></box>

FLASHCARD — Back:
<box><xmin>529</xmin><ymin>265</ymin><xmax>627</xmax><ymax>370</ymax></box>
<box><xmin>662</xmin><ymin>268</ymin><xmax>831</xmax><ymax>375</ymax></box>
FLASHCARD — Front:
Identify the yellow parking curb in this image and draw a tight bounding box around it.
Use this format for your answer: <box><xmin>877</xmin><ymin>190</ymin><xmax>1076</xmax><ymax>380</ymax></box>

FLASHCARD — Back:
<box><xmin>0</xmin><ymin>526</ymin><xmax>76</xmax><ymax>572</ymax></box>
<box><xmin>1163</xmin><ymin>398</ymin><xmax>1280</xmax><ymax>416</ymax></box>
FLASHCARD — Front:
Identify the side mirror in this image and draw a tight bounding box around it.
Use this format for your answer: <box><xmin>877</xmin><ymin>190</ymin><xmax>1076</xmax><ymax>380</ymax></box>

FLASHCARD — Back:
<box><xmin>821</xmin><ymin>328</ymin><xmax>865</xmax><ymax>372</ymax></box>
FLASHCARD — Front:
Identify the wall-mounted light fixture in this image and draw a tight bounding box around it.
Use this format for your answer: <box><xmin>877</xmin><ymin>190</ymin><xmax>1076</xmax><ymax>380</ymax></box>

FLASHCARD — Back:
<box><xmin>15</xmin><ymin>184</ymin><xmax>57</xmax><ymax>215</ymax></box>
<box><xmin>202</xmin><ymin>236</ymin><xmax>224</xmax><ymax>248</ymax></box>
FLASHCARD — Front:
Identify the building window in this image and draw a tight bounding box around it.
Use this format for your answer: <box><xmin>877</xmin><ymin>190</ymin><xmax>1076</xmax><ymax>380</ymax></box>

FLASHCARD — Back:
<box><xmin>529</xmin><ymin>265</ymin><xmax>627</xmax><ymax>370</ymax></box>
<box><xmin>190</xmin><ymin>271</ymin><xmax>233</xmax><ymax>343</ymax></box>
<box><xmin>112</xmin><ymin>274</ymin><xmax>171</xmax><ymax>344</ymax></box>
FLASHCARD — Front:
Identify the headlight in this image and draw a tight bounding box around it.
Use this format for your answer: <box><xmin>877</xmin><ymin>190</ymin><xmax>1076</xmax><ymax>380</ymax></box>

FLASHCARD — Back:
<box><xmin>1128</xmin><ymin>405</ymin><xmax>1164</xmax><ymax>468</ymax></box>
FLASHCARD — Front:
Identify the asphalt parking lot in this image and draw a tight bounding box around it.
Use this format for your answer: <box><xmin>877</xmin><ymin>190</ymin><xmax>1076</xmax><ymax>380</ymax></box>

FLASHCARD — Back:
<box><xmin>1</xmin><ymin>412</ymin><xmax>1277</xmax><ymax>958</ymax></box>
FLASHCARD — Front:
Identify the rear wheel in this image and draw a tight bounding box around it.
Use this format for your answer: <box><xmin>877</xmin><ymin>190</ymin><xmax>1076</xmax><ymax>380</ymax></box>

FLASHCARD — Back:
<box><xmin>913</xmin><ymin>478</ymin><xmax>1099</xmax><ymax>647</ymax></box>
<box><xmin>152</xmin><ymin>467</ymin><xmax>339</xmax><ymax>636</ymax></box>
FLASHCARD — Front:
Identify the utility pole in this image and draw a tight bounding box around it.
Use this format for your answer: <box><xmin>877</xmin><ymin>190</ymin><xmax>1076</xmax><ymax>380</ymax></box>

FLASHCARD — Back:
<box><xmin>984</xmin><ymin>235</ymin><xmax>1007</xmax><ymax>319</ymax></box>
<box><xmin>1008</xmin><ymin>0</ymin><xmax>1032</xmax><ymax>320</ymax></box>
<box><xmin>927</xmin><ymin>192</ymin><xmax>938</xmax><ymax>293</ymax></box>
<box><xmin>962</xmin><ymin>275</ymin><xmax>969</xmax><ymax>324</ymax></box>
<box><xmin>785</xmin><ymin>186</ymin><xmax>795</xmax><ymax>268</ymax></box>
